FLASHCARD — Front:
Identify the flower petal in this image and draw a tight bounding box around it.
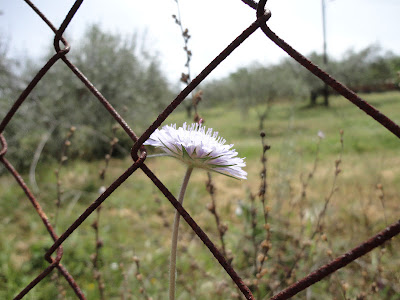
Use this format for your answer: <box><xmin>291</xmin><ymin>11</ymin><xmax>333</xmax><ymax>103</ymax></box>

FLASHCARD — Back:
<box><xmin>144</xmin><ymin>123</ymin><xmax>247</xmax><ymax>180</ymax></box>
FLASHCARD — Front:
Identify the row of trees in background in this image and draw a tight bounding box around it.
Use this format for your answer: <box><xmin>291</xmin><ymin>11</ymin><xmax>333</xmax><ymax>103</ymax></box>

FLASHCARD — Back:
<box><xmin>0</xmin><ymin>25</ymin><xmax>172</xmax><ymax>171</ymax></box>
<box><xmin>204</xmin><ymin>45</ymin><xmax>400</xmax><ymax>111</ymax></box>
<box><xmin>1</xmin><ymin>24</ymin><xmax>400</xmax><ymax>171</ymax></box>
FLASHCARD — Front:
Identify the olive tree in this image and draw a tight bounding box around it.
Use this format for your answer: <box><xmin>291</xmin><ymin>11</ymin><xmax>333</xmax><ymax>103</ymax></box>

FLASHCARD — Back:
<box><xmin>3</xmin><ymin>25</ymin><xmax>172</xmax><ymax>169</ymax></box>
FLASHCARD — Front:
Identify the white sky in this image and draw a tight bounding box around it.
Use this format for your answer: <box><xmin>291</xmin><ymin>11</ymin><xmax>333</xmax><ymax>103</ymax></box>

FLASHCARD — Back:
<box><xmin>0</xmin><ymin>0</ymin><xmax>399</xmax><ymax>83</ymax></box>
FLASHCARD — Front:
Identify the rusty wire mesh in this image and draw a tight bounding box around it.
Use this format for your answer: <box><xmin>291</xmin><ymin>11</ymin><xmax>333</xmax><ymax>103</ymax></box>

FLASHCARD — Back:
<box><xmin>1</xmin><ymin>0</ymin><xmax>399</xmax><ymax>299</ymax></box>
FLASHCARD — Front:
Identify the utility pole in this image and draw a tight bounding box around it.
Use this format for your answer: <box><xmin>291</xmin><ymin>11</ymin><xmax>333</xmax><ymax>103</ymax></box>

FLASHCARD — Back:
<box><xmin>322</xmin><ymin>0</ymin><xmax>329</xmax><ymax>106</ymax></box>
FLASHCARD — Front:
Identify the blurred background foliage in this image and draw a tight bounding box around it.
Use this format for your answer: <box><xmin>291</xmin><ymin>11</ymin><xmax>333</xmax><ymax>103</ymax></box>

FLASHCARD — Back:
<box><xmin>1</xmin><ymin>22</ymin><xmax>400</xmax><ymax>299</ymax></box>
<box><xmin>0</xmin><ymin>25</ymin><xmax>399</xmax><ymax>170</ymax></box>
<box><xmin>203</xmin><ymin>45</ymin><xmax>400</xmax><ymax>112</ymax></box>
<box><xmin>1</xmin><ymin>25</ymin><xmax>173</xmax><ymax>171</ymax></box>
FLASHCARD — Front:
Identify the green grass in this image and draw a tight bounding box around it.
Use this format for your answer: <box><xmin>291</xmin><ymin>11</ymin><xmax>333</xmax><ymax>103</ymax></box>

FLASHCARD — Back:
<box><xmin>1</xmin><ymin>92</ymin><xmax>400</xmax><ymax>299</ymax></box>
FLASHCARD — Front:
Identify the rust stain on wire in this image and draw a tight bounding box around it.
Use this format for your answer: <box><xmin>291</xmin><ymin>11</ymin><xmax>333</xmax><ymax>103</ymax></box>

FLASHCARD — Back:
<box><xmin>1</xmin><ymin>134</ymin><xmax>85</xmax><ymax>299</ymax></box>
<box><xmin>270</xmin><ymin>219</ymin><xmax>400</xmax><ymax>300</ymax></box>
<box><xmin>1</xmin><ymin>0</ymin><xmax>399</xmax><ymax>299</ymax></box>
<box><xmin>45</xmin><ymin>151</ymin><xmax>147</xmax><ymax>261</ymax></box>
<box><xmin>140</xmin><ymin>163</ymin><xmax>255</xmax><ymax>299</ymax></box>
<box><xmin>131</xmin><ymin>10</ymin><xmax>271</xmax><ymax>157</ymax></box>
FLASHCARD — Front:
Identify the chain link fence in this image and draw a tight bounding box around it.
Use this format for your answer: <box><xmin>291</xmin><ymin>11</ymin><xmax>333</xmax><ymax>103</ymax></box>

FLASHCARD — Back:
<box><xmin>1</xmin><ymin>0</ymin><xmax>399</xmax><ymax>299</ymax></box>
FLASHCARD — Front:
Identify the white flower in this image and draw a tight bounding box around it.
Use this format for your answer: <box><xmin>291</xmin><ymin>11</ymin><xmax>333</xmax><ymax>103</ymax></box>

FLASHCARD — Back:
<box><xmin>144</xmin><ymin>123</ymin><xmax>247</xmax><ymax>180</ymax></box>
<box><xmin>235</xmin><ymin>200</ymin><xmax>243</xmax><ymax>216</ymax></box>
<box><xmin>317</xmin><ymin>130</ymin><xmax>325</xmax><ymax>139</ymax></box>
<box><xmin>110</xmin><ymin>262</ymin><xmax>119</xmax><ymax>271</ymax></box>
<box><xmin>98</xmin><ymin>186</ymin><xmax>106</xmax><ymax>195</ymax></box>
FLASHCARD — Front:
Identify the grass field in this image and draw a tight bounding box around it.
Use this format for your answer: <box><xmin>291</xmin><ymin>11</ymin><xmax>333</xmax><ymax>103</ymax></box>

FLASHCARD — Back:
<box><xmin>1</xmin><ymin>92</ymin><xmax>400</xmax><ymax>299</ymax></box>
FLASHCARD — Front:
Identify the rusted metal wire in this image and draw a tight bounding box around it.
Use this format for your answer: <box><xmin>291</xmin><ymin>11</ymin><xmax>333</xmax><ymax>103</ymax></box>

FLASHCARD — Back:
<box><xmin>1</xmin><ymin>0</ymin><xmax>399</xmax><ymax>299</ymax></box>
<box><xmin>1</xmin><ymin>135</ymin><xmax>85</xmax><ymax>299</ymax></box>
<box><xmin>130</xmin><ymin>10</ymin><xmax>272</xmax><ymax>157</ymax></box>
<box><xmin>241</xmin><ymin>0</ymin><xmax>258</xmax><ymax>10</ymax></box>
<box><xmin>140</xmin><ymin>163</ymin><xmax>255</xmax><ymax>299</ymax></box>
<box><xmin>270</xmin><ymin>219</ymin><xmax>400</xmax><ymax>300</ymax></box>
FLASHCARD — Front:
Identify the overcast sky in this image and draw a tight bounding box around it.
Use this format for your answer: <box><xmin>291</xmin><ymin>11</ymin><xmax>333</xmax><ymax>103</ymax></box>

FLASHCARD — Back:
<box><xmin>1</xmin><ymin>0</ymin><xmax>399</xmax><ymax>83</ymax></box>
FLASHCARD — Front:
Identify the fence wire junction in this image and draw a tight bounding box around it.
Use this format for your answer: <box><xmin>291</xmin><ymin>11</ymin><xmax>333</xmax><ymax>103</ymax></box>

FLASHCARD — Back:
<box><xmin>1</xmin><ymin>0</ymin><xmax>399</xmax><ymax>299</ymax></box>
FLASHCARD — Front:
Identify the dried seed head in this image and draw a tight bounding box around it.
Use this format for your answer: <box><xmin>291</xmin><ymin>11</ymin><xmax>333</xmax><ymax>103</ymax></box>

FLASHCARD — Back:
<box><xmin>257</xmin><ymin>254</ymin><xmax>265</xmax><ymax>262</ymax></box>
<box><xmin>342</xmin><ymin>282</ymin><xmax>350</xmax><ymax>291</ymax></box>
<box><xmin>180</xmin><ymin>73</ymin><xmax>190</xmax><ymax>84</ymax></box>
<box><xmin>91</xmin><ymin>221</ymin><xmax>98</xmax><ymax>230</ymax></box>
<box><xmin>261</xmin><ymin>239</ymin><xmax>270</xmax><ymax>250</ymax></box>
<box><xmin>206</xmin><ymin>202</ymin><xmax>215</xmax><ymax>213</ymax></box>
<box><xmin>193</xmin><ymin>90</ymin><xmax>203</xmax><ymax>105</ymax></box>
<box><xmin>260</xmin><ymin>268</ymin><xmax>268</xmax><ymax>277</ymax></box>
<box><xmin>219</xmin><ymin>223</ymin><xmax>228</xmax><ymax>235</ymax></box>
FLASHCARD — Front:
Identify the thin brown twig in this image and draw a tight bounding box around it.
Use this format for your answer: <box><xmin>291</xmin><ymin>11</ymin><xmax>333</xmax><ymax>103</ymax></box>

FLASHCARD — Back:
<box><xmin>312</xmin><ymin>130</ymin><xmax>344</xmax><ymax>239</ymax></box>
<box><xmin>172</xmin><ymin>0</ymin><xmax>197</xmax><ymax>117</ymax></box>
<box><xmin>206</xmin><ymin>172</ymin><xmax>229</xmax><ymax>260</ymax></box>
<box><xmin>270</xmin><ymin>219</ymin><xmax>400</xmax><ymax>300</ymax></box>
<box><xmin>256</xmin><ymin>131</ymin><xmax>271</xmax><ymax>276</ymax></box>
<box><xmin>286</xmin><ymin>130</ymin><xmax>344</xmax><ymax>280</ymax></box>
<box><xmin>54</xmin><ymin>126</ymin><xmax>76</xmax><ymax>227</ymax></box>
<box><xmin>133</xmin><ymin>256</ymin><xmax>152</xmax><ymax>300</ymax></box>
<box><xmin>2</xmin><ymin>0</ymin><xmax>400</xmax><ymax>298</ymax></box>
<box><xmin>91</xmin><ymin>124</ymin><xmax>119</xmax><ymax>299</ymax></box>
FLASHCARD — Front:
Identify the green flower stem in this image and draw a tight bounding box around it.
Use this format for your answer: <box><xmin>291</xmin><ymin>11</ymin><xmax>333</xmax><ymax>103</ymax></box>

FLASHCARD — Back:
<box><xmin>169</xmin><ymin>166</ymin><xmax>193</xmax><ymax>300</ymax></box>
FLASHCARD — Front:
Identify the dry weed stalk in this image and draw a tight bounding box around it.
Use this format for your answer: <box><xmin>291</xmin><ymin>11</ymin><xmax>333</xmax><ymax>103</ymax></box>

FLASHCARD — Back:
<box><xmin>286</xmin><ymin>130</ymin><xmax>344</xmax><ymax>280</ymax></box>
<box><xmin>376</xmin><ymin>183</ymin><xmax>387</xmax><ymax>226</ymax></box>
<box><xmin>119</xmin><ymin>262</ymin><xmax>132</xmax><ymax>300</ymax></box>
<box><xmin>313</xmin><ymin>129</ymin><xmax>344</xmax><ymax>237</ymax></box>
<box><xmin>132</xmin><ymin>256</ymin><xmax>152</xmax><ymax>300</ymax></box>
<box><xmin>54</xmin><ymin>126</ymin><xmax>76</xmax><ymax>226</ymax></box>
<box><xmin>206</xmin><ymin>172</ymin><xmax>230</xmax><ymax>261</ymax></box>
<box><xmin>154</xmin><ymin>191</ymin><xmax>170</xmax><ymax>228</ymax></box>
<box><xmin>91</xmin><ymin>124</ymin><xmax>119</xmax><ymax>300</ymax></box>
<box><xmin>240</xmin><ymin>117</ymin><xmax>272</xmax><ymax>297</ymax></box>
<box><xmin>256</xmin><ymin>131</ymin><xmax>271</xmax><ymax>276</ymax></box>
<box><xmin>172</xmin><ymin>0</ymin><xmax>202</xmax><ymax>118</ymax></box>
<box><xmin>51</xmin><ymin>126</ymin><xmax>76</xmax><ymax>299</ymax></box>
<box><xmin>298</xmin><ymin>132</ymin><xmax>323</xmax><ymax>220</ymax></box>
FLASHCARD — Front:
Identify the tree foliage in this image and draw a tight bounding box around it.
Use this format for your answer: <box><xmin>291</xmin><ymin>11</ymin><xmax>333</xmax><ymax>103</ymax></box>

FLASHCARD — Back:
<box><xmin>1</xmin><ymin>25</ymin><xmax>172</xmax><ymax>171</ymax></box>
<box><xmin>204</xmin><ymin>45</ymin><xmax>400</xmax><ymax>109</ymax></box>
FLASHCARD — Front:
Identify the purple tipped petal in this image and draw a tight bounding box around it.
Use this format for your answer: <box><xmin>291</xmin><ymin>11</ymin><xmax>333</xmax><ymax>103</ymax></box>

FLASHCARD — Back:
<box><xmin>144</xmin><ymin>123</ymin><xmax>247</xmax><ymax>180</ymax></box>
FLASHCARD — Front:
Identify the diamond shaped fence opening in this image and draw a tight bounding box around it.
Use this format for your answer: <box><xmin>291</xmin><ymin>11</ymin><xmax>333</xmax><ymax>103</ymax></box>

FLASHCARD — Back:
<box><xmin>1</xmin><ymin>1</ymin><xmax>399</xmax><ymax>299</ymax></box>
